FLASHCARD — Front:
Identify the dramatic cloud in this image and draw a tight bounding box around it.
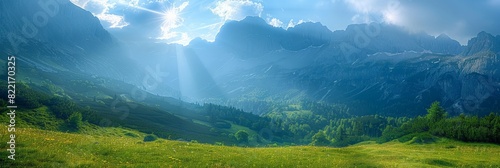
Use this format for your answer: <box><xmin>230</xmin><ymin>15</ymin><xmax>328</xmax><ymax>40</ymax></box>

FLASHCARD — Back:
<box><xmin>211</xmin><ymin>0</ymin><xmax>263</xmax><ymax>21</ymax></box>
<box><xmin>70</xmin><ymin>0</ymin><xmax>500</xmax><ymax>46</ymax></box>
<box><xmin>343</xmin><ymin>0</ymin><xmax>400</xmax><ymax>23</ymax></box>
<box><xmin>267</xmin><ymin>17</ymin><xmax>283</xmax><ymax>27</ymax></box>
<box><xmin>343</xmin><ymin>0</ymin><xmax>500</xmax><ymax>44</ymax></box>
<box><xmin>70</xmin><ymin>0</ymin><xmax>129</xmax><ymax>28</ymax></box>
<box><xmin>287</xmin><ymin>19</ymin><xmax>305</xmax><ymax>29</ymax></box>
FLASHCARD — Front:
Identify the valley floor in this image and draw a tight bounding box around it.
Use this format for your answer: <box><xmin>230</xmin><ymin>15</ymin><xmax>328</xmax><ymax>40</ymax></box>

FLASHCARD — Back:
<box><xmin>1</xmin><ymin>127</ymin><xmax>499</xmax><ymax>167</ymax></box>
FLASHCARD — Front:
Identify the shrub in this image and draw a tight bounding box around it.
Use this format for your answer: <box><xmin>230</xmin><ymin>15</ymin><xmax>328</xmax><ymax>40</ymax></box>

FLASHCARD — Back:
<box><xmin>409</xmin><ymin>132</ymin><xmax>436</xmax><ymax>144</ymax></box>
<box><xmin>68</xmin><ymin>112</ymin><xmax>83</xmax><ymax>130</ymax></box>
<box><xmin>377</xmin><ymin>125</ymin><xmax>407</xmax><ymax>144</ymax></box>
<box><xmin>445</xmin><ymin>145</ymin><xmax>456</xmax><ymax>149</ymax></box>
<box><xmin>143</xmin><ymin>134</ymin><xmax>158</xmax><ymax>142</ymax></box>
<box><xmin>235</xmin><ymin>130</ymin><xmax>249</xmax><ymax>143</ymax></box>
<box><xmin>398</xmin><ymin>133</ymin><xmax>418</xmax><ymax>143</ymax></box>
<box><xmin>310</xmin><ymin>131</ymin><xmax>331</xmax><ymax>146</ymax></box>
<box><xmin>124</xmin><ymin>132</ymin><xmax>139</xmax><ymax>138</ymax></box>
<box><xmin>399</xmin><ymin>132</ymin><xmax>436</xmax><ymax>144</ymax></box>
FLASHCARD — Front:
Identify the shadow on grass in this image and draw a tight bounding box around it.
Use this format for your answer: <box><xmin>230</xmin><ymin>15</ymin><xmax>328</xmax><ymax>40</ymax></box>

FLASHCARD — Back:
<box><xmin>425</xmin><ymin>159</ymin><xmax>456</xmax><ymax>167</ymax></box>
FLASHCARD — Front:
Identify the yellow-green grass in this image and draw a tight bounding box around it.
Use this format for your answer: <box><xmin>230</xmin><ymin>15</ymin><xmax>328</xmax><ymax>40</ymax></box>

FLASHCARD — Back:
<box><xmin>1</xmin><ymin>127</ymin><xmax>500</xmax><ymax>167</ymax></box>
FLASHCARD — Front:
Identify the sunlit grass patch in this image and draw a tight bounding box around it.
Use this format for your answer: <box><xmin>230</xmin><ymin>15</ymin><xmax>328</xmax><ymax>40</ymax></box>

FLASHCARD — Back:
<box><xmin>1</xmin><ymin>127</ymin><xmax>499</xmax><ymax>167</ymax></box>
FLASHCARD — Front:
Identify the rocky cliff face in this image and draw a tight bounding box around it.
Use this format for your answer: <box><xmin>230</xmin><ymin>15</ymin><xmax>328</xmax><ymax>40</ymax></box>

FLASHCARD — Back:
<box><xmin>0</xmin><ymin>0</ymin><xmax>138</xmax><ymax>80</ymax></box>
<box><xmin>174</xmin><ymin>17</ymin><xmax>499</xmax><ymax>116</ymax></box>
<box><xmin>462</xmin><ymin>31</ymin><xmax>500</xmax><ymax>56</ymax></box>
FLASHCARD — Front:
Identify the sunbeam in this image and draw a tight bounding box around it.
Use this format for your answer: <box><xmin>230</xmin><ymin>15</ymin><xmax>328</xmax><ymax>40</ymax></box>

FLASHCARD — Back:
<box><xmin>123</xmin><ymin>2</ymin><xmax>165</xmax><ymax>15</ymax></box>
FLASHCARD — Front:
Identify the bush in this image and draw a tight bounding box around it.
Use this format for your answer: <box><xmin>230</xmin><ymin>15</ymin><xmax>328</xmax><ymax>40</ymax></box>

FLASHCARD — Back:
<box><xmin>235</xmin><ymin>130</ymin><xmax>249</xmax><ymax>143</ymax></box>
<box><xmin>310</xmin><ymin>131</ymin><xmax>331</xmax><ymax>146</ymax></box>
<box><xmin>377</xmin><ymin>125</ymin><xmax>407</xmax><ymax>144</ymax></box>
<box><xmin>399</xmin><ymin>132</ymin><xmax>436</xmax><ymax>144</ymax></box>
<box><xmin>445</xmin><ymin>145</ymin><xmax>456</xmax><ymax>149</ymax></box>
<box><xmin>398</xmin><ymin>133</ymin><xmax>418</xmax><ymax>143</ymax></box>
<box><xmin>409</xmin><ymin>132</ymin><xmax>436</xmax><ymax>144</ymax></box>
<box><xmin>68</xmin><ymin>112</ymin><xmax>83</xmax><ymax>130</ymax></box>
<box><xmin>267</xmin><ymin>143</ymin><xmax>279</xmax><ymax>147</ymax></box>
<box><xmin>143</xmin><ymin>134</ymin><xmax>158</xmax><ymax>142</ymax></box>
<box><xmin>124</xmin><ymin>132</ymin><xmax>139</xmax><ymax>138</ymax></box>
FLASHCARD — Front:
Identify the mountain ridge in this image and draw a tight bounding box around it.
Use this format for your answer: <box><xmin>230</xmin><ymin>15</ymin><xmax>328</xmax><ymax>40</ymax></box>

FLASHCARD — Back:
<box><xmin>1</xmin><ymin>3</ymin><xmax>499</xmax><ymax>117</ymax></box>
<box><xmin>175</xmin><ymin>16</ymin><xmax>499</xmax><ymax>116</ymax></box>
<box><xmin>0</xmin><ymin>0</ymin><xmax>139</xmax><ymax>81</ymax></box>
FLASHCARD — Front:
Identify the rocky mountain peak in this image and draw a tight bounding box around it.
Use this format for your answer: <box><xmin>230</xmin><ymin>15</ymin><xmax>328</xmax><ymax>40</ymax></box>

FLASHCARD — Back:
<box><xmin>0</xmin><ymin>0</ymin><xmax>113</xmax><ymax>53</ymax></box>
<box><xmin>462</xmin><ymin>31</ymin><xmax>500</xmax><ymax>56</ymax></box>
<box><xmin>436</xmin><ymin>33</ymin><xmax>451</xmax><ymax>40</ymax></box>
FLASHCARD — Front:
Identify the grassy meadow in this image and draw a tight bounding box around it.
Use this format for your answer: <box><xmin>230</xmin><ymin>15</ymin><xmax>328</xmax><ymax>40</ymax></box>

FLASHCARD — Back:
<box><xmin>1</xmin><ymin>126</ymin><xmax>499</xmax><ymax>167</ymax></box>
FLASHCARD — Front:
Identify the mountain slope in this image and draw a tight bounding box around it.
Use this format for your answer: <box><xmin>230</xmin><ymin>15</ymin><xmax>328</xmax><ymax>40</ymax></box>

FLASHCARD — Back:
<box><xmin>0</xmin><ymin>0</ymin><xmax>138</xmax><ymax>80</ymax></box>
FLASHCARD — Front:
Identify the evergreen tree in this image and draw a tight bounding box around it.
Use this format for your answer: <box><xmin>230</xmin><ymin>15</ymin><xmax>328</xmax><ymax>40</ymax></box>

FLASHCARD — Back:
<box><xmin>335</xmin><ymin>126</ymin><xmax>345</xmax><ymax>141</ymax></box>
<box><xmin>426</xmin><ymin>101</ymin><xmax>446</xmax><ymax>123</ymax></box>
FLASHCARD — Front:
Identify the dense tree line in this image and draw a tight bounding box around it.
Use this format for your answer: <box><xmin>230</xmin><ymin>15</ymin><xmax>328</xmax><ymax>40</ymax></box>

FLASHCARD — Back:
<box><xmin>46</xmin><ymin>97</ymin><xmax>100</xmax><ymax>124</ymax></box>
<box><xmin>204</xmin><ymin>103</ymin><xmax>270</xmax><ymax>131</ymax></box>
<box><xmin>15</xmin><ymin>83</ymin><xmax>49</xmax><ymax>108</ymax></box>
<box><xmin>256</xmin><ymin>101</ymin><xmax>411</xmax><ymax>145</ymax></box>
<box><xmin>1</xmin><ymin>82</ymin><xmax>101</xmax><ymax>127</ymax></box>
<box><xmin>309</xmin><ymin>115</ymin><xmax>409</xmax><ymax>147</ymax></box>
<box><xmin>5</xmin><ymin>81</ymin><xmax>500</xmax><ymax>146</ymax></box>
<box><xmin>379</xmin><ymin>102</ymin><xmax>500</xmax><ymax>144</ymax></box>
<box><xmin>309</xmin><ymin>101</ymin><xmax>500</xmax><ymax>147</ymax></box>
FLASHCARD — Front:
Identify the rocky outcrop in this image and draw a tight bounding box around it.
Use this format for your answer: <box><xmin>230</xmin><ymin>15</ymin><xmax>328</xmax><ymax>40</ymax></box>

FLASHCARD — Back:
<box><xmin>0</xmin><ymin>0</ymin><xmax>138</xmax><ymax>80</ymax></box>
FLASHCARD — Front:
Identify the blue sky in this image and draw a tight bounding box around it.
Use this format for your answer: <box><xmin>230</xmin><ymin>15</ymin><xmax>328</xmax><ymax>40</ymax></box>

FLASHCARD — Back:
<box><xmin>70</xmin><ymin>0</ymin><xmax>500</xmax><ymax>45</ymax></box>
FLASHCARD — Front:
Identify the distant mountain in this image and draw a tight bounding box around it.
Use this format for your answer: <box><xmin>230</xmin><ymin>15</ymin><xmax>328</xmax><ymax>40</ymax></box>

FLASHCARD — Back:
<box><xmin>168</xmin><ymin>17</ymin><xmax>498</xmax><ymax>116</ymax></box>
<box><xmin>0</xmin><ymin>0</ymin><xmax>138</xmax><ymax>80</ymax></box>
<box><xmin>462</xmin><ymin>31</ymin><xmax>500</xmax><ymax>56</ymax></box>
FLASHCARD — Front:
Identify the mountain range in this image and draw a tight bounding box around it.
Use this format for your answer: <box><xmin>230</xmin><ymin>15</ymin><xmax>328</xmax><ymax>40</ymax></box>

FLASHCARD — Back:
<box><xmin>1</xmin><ymin>1</ymin><xmax>499</xmax><ymax>117</ymax></box>
<box><xmin>141</xmin><ymin>16</ymin><xmax>500</xmax><ymax>117</ymax></box>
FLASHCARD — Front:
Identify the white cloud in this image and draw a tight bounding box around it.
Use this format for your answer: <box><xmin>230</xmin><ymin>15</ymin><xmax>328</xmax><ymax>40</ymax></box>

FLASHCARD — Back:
<box><xmin>344</xmin><ymin>0</ymin><xmax>384</xmax><ymax>14</ymax></box>
<box><xmin>96</xmin><ymin>13</ymin><xmax>130</xmax><ymax>28</ymax></box>
<box><xmin>286</xmin><ymin>19</ymin><xmax>305</xmax><ymax>29</ymax></box>
<box><xmin>268</xmin><ymin>17</ymin><xmax>283</xmax><ymax>27</ymax></box>
<box><xmin>70</xmin><ymin>0</ymin><xmax>129</xmax><ymax>29</ymax></box>
<box><xmin>211</xmin><ymin>0</ymin><xmax>264</xmax><ymax>21</ymax></box>
<box><xmin>342</xmin><ymin>0</ymin><xmax>500</xmax><ymax>44</ymax></box>
<box><xmin>178</xmin><ymin>1</ymin><xmax>189</xmax><ymax>11</ymax></box>
<box><xmin>343</xmin><ymin>0</ymin><xmax>401</xmax><ymax>24</ymax></box>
